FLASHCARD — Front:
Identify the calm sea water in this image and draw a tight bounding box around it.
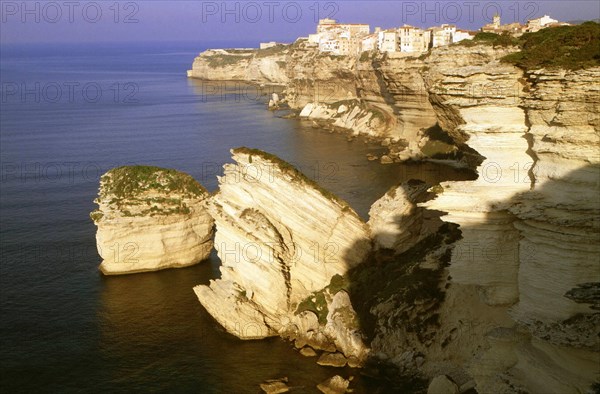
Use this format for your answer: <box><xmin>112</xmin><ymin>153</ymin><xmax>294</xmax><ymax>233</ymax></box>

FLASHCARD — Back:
<box><xmin>0</xmin><ymin>42</ymin><xmax>467</xmax><ymax>393</ymax></box>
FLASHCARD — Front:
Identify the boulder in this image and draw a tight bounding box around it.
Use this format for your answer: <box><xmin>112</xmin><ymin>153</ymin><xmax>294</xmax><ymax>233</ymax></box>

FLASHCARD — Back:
<box><xmin>317</xmin><ymin>375</ymin><xmax>350</xmax><ymax>394</ymax></box>
<box><xmin>427</xmin><ymin>375</ymin><xmax>459</xmax><ymax>394</ymax></box>
<box><xmin>317</xmin><ymin>352</ymin><xmax>347</xmax><ymax>368</ymax></box>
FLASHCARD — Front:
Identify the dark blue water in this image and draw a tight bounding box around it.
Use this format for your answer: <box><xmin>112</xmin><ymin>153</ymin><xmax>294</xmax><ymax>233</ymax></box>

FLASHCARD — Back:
<box><xmin>0</xmin><ymin>42</ymin><xmax>464</xmax><ymax>393</ymax></box>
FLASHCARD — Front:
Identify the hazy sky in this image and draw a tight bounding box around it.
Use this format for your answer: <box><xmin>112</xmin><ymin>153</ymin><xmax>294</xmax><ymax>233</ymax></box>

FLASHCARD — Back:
<box><xmin>1</xmin><ymin>0</ymin><xmax>599</xmax><ymax>45</ymax></box>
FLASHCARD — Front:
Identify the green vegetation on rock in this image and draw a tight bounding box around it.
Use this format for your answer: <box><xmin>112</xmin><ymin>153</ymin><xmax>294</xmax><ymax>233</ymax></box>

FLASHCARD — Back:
<box><xmin>458</xmin><ymin>23</ymin><xmax>600</xmax><ymax>70</ymax></box>
<box><xmin>207</xmin><ymin>53</ymin><xmax>248</xmax><ymax>67</ymax></box>
<box><xmin>295</xmin><ymin>274</ymin><xmax>350</xmax><ymax>325</ymax></box>
<box><xmin>296</xmin><ymin>291</ymin><xmax>328</xmax><ymax>324</ymax></box>
<box><xmin>101</xmin><ymin>166</ymin><xmax>206</xmax><ymax>199</ymax></box>
<box><xmin>97</xmin><ymin>166</ymin><xmax>206</xmax><ymax>218</ymax></box>
<box><xmin>89</xmin><ymin>210</ymin><xmax>103</xmax><ymax>223</ymax></box>
<box><xmin>502</xmin><ymin>22</ymin><xmax>600</xmax><ymax>70</ymax></box>
<box><xmin>458</xmin><ymin>31</ymin><xmax>519</xmax><ymax>47</ymax></box>
<box><xmin>359</xmin><ymin>51</ymin><xmax>372</xmax><ymax>62</ymax></box>
<box><xmin>347</xmin><ymin>223</ymin><xmax>462</xmax><ymax>343</ymax></box>
<box><xmin>255</xmin><ymin>44</ymin><xmax>288</xmax><ymax>58</ymax></box>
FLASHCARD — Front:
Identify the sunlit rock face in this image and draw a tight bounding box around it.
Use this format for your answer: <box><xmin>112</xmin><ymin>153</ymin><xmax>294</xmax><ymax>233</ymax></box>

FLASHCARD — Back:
<box><xmin>91</xmin><ymin>166</ymin><xmax>213</xmax><ymax>275</ymax></box>
<box><xmin>368</xmin><ymin>180</ymin><xmax>436</xmax><ymax>254</ymax></box>
<box><xmin>188</xmin><ymin>41</ymin><xmax>440</xmax><ymax>148</ymax></box>
<box><xmin>193</xmin><ymin>148</ymin><xmax>371</xmax><ymax>342</ymax></box>
<box><xmin>188</xmin><ymin>40</ymin><xmax>599</xmax><ymax>391</ymax></box>
<box><xmin>419</xmin><ymin>45</ymin><xmax>600</xmax><ymax>393</ymax></box>
<box><xmin>187</xmin><ymin>48</ymin><xmax>289</xmax><ymax>84</ymax></box>
<box><xmin>508</xmin><ymin>67</ymin><xmax>600</xmax><ymax>349</ymax></box>
<box><xmin>422</xmin><ymin>44</ymin><xmax>530</xmax><ymax>307</ymax></box>
<box><xmin>356</xmin><ymin>52</ymin><xmax>439</xmax><ymax>148</ymax></box>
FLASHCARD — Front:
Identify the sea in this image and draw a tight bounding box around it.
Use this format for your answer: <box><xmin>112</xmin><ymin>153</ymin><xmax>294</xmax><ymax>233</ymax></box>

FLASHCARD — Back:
<box><xmin>0</xmin><ymin>41</ymin><xmax>466</xmax><ymax>393</ymax></box>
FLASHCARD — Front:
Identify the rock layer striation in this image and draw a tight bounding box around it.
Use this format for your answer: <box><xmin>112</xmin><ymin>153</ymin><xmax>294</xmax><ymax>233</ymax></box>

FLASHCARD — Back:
<box><xmin>194</xmin><ymin>149</ymin><xmax>371</xmax><ymax>345</ymax></box>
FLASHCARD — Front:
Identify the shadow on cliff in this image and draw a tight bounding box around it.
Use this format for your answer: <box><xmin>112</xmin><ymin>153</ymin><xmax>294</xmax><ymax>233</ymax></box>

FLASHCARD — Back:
<box><xmin>337</xmin><ymin>164</ymin><xmax>600</xmax><ymax>392</ymax></box>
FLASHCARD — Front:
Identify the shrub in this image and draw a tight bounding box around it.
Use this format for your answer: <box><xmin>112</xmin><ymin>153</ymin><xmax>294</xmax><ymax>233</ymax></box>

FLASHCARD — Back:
<box><xmin>502</xmin><ymin>22</ymin><xmax>600</xmax><ymax>70</ymax></box>
<box><xmin>458</xmin><ymin>31</ymin><xmax>519</xmax><ymax>47</ymax></box>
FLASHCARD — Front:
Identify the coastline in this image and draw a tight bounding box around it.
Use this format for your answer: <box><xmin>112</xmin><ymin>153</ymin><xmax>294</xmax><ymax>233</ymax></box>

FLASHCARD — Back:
<box><xmin>183</xmin><ymin>27</ymin><xmax>600</xmax><ymax>393</ymax></box>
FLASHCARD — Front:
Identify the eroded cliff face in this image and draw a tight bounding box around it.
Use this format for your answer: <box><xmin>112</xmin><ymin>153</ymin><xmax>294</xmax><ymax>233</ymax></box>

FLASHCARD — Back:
<box><xmin>188</xmin><ymin>42</ymin><xmax>599</xmax><ymax>391</ymax></box>
<box><xmin>91</xmin><ymin>166</ymin><xmax>213</xmax><ymax>275</ymax></box>
<box><xmin>193</xmin><ymin>148</ymin><xmax>371</xmax><ymax>356</ymax></box>
<box><xmin>416</xmin><ymin>46</ymin><xmax>600</xmax><ymax>393</ymax></box>
<box><xmin>187</xmin><ymin>47</ymin><xmax>289</xmax><ymax>84</ymax></box>
<box><xmin>188</xmin><ymin>41</ymin><xmax>440</xmax><ymax>149</ymax></box>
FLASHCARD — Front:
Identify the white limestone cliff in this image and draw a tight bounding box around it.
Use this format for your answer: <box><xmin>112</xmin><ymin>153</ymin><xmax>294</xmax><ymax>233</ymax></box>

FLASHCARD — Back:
<box><xmin>368</xmin><ymin>180</ymin><xmax>437</xmax><ymax>254</ymax></box>
<box><xmin>298</xmin><ymin>100</ymin><xmax>389</xmax><ymax>138</ymax></box>
<box><xmin>187</xmin><ymin>47</ymin><xmax>289</xmax><ymax>84</ymax></box>
<box><xmin>91</xmin><ymin>166</ymin><xmax>213</xmax><ymax>275</ymax></box>
<box><xmin>193</xmin><ymin>148</ymin><xmax>371</xmax><ymax>355</ymax></box>
<box><xmin>418</xmin><ymin>45</ymin><xmax>600</xmax><ymax>392</ymax></box>
<box><xmin>186</xmin><ymin>38</ymin><xmax>599</xmax><ymax>391</ymax></box>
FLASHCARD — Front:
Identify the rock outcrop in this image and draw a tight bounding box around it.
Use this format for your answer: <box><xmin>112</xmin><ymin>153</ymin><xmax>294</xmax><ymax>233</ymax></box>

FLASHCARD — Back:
<box><xmin>193</xmin><ymin>149</ymin><xmax>371</xmax><ymax>354</ymax></box>
<box><xmin>91</xmin><ymin>166</ymin><xmax>213</xmax><ymax>275</ymax></box>
<box><xmin>368</xmin><ymin>179</ymin><xmax>438</xmax><ymax>254</ymax></box>
<box><xmin>418</xmin><ymin>45</ymin><xmax>600</xmax><ymax>393</ymax></box>
<box><xmin>187</xmin><ymin>41</ymin><xmax>440</xmax><ymax>155</ymax></box>
<box><xmin>316</xmin><ymin>375</ymin><xmax>350</xmax><ymax>394</ymax></box>
<box><xmin>298</xmin><ymin>100</ymin><xmax>388</xmax><ymax>138</ymax></box>
<box><xmin>188</xmin><ymin>38</ymin><xmax>599</xmax><ymax>392</ymax></box>
<box><xmin>187</xmin><ymin>47</ymin><xmax>289</xmax><ymax>84</ymax></box>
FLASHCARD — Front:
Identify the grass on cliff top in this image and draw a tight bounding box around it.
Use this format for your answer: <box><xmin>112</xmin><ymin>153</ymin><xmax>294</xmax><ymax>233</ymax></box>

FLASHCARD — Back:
<box><xmin>457</xmin><ymin>31</ymin><xmax>520</xmax><ymax>47</ymax></box>
<box><xmin>232</xmin><ymin>147</ymin><xmax>355</xmax><ymax>213</ymax></box>
<box><xmin>100</xmin><ymin>165</ymin><xmax>207</xmax><ymax>199</ymax></box>
<box><xmin>207</xmin><ymin>53</ymin><xmax>248</xmax><ymax>67</ymax></box>
<box><xmin>255</xmin><ymin>44</ymin><xmax>289</xmax><ymax>58</ymax></box>
<box><xmin>459</xmin><ymin>22</ymin><xmax>600</xmax><ymax>70</ymax></box>
<box><xmin>502</xmin><ymin>22</ymin><xmax>600</xmax><ymax>70</ymax></box>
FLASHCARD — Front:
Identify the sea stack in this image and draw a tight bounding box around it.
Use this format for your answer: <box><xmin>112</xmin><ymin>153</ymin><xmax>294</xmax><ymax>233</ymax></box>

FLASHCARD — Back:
<box><xmin>91</xmin><ymin>166</ymin><xmax>214</xmax><ymax>275</ymax></box>
<box><xmin>194</xmin><ymin>148</ymin><xmax>371</xmax><ymax>342</ymax></box>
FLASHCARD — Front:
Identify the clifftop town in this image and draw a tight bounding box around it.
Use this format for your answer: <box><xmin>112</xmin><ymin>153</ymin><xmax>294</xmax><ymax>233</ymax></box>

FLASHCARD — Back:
<box><xmin>262</xmin><ymin>14</ymin><xmax>570</xmax><ymax>57</ymax></box>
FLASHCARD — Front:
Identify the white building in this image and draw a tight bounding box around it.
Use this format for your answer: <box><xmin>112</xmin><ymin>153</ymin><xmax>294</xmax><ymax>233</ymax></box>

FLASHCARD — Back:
<box><xmin>481</xmin><ymin>14</ymin><xmax>526</xmax><ymax>36</ymax></box>
<box><xmin>398</xmin><ymin>25</ymin><xmax>432</xmax><ymax>53</ymax></box>
<box><xmin>361</xmin><ymin>34</ymin><xmax>378</xmax><ymax>52</ymax></box>
<box><xmin>259</xmin><ymin>41</ymin><xmax>278</xmax><ymax>49</ymax></box>
<box><xmin>319</xmin><ymin>35</ymin><xmax>340</xmax><ymax>53</ymax></box>
<box><xmin>308</xmin><ymin>34</ymin><xmax>321</xmax><ymax>44</ymax></box>
<box><xmin>312</xmin><ymin>18</ymin><xmax>370</xmax><ymax>56</ymax></box>
<box><xmin>526</xmin><ymin>15</ymin><xmax>560</xmax><ymax>32</ymax></box>
<box><xmin>316</xmin><ymin>18</ymin><xmax>338</xmax><ymax>33</ymax></box>
<box><xmin>452</xmin><ymin>29</ymin><xmax>475</xmax><ymax>43</ymax></box>
<box><xmin>429</xmin><ymin>24</ymin><xmax>456</xmax><ymax>47</ymax></box>
<box><xmin>378</xmin><ymin>30</ymin><xmax>398</xmax><ymax>52</ymax></box>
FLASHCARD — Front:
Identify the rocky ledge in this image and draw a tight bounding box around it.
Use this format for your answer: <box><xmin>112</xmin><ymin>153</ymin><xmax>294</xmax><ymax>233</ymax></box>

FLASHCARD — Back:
<box><xmin>91</xmin><ymin>166</ymin><xmax>213</xmax><ymax>275</ymax></box>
